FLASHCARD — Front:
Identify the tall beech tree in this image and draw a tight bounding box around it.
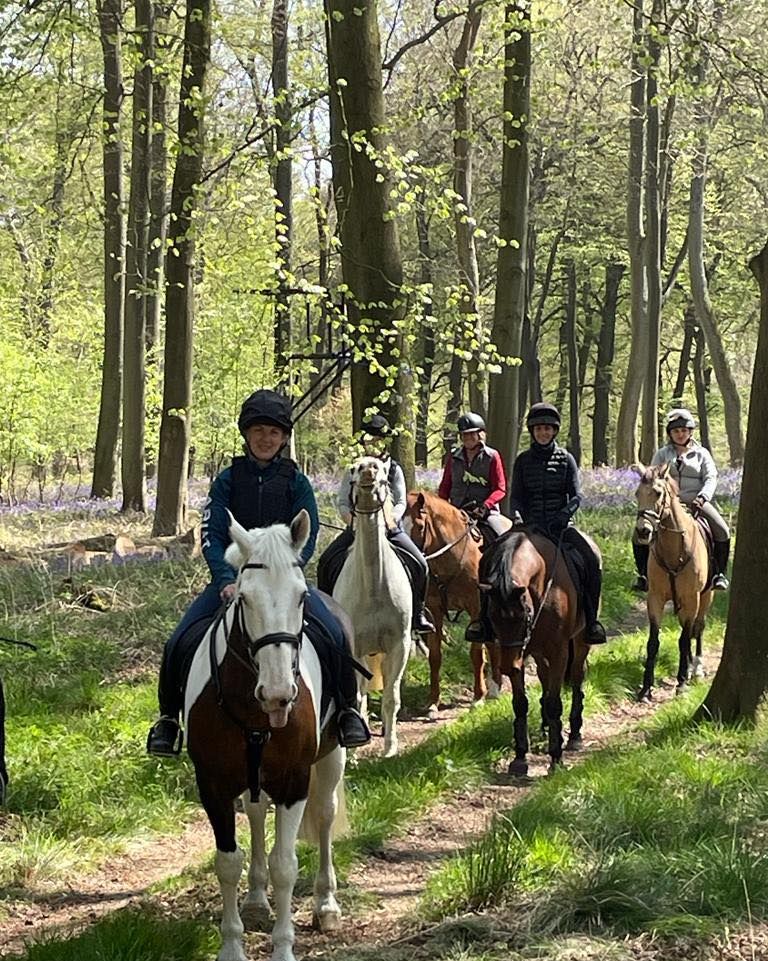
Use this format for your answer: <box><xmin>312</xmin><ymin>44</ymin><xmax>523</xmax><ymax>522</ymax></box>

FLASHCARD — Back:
<box><xmin>153</xmin><ymin>0</ymin><xmax>211</xmax><ymax>535</ymax></box>
<box><xmin>325</xmin><ymin>0</ymin><xmax>405</xmax><ymax>427</ymax></box>
<box><xmin>487</xmin><ymin>1</ymin><xmax>531</xmax><ymax>489</ymax></box>
<box><xmin>91</xmin><ymin>0</ymin><xmax>126</xmax><ymax>499</ymax></box>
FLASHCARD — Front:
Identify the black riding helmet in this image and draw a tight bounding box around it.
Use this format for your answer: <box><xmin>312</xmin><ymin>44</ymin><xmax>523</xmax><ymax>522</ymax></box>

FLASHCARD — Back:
<box><xmin>360</xmin><ymin>413</ymin><xmax>391</xmax><ymax>437</ymax></box>
<box><xmin>238</xmin><ymin>389</ymin><xmax>293</xmax><ymax>434</ymax></box>
<box><xmin>457</xmin><ymin>411</ymin><xmax>485</xmax><ymax>433</ymax></box>
<box><xmin>526</xmin><ymin>402</ymin><xmax>561</xmax><ymax>432</ymax></box>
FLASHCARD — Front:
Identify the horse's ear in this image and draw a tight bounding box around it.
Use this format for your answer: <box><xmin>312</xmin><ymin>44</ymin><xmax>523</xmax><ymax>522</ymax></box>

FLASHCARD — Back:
<box><xmin>290</xmin><ymin>509</ymin><xmax>311</xmax><ymax>555</ymax></box>
<box><xmin>416</xmin><ymin>492</ymin><xmax>426</xmax><ymax>512</ymax></box>
<box><xmin>226</xmin><ymin>510</ymin><xmax>252</xmax><ymax>566</ymax></box>
<box><xmin>657</xmin><ymin>461</ymin><xmax>670</xmax><ymax>478</ymax></box>
<box><xmin>630</xmin><ymin>463</ymin><xmax>645</xmax><ymax>477</ymax></box>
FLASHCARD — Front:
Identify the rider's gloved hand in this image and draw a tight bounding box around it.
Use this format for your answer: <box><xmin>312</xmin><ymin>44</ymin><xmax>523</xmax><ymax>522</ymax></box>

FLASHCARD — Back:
<box><xmin>220</xmin><ymin>584</ymin><xmax>236</xmax><ymax>604</ymax></box>
<box><xmin>471</xmin><ymin>504</ymin><xmax>490</xmax><ymax>522</ymax></box>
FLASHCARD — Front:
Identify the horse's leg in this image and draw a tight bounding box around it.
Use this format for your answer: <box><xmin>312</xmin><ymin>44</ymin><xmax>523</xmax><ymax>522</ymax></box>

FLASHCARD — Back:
<box><xmin>426</xmin><ymin>613</ymin><xmax>443</xmax><ymax>721</ymax></box>
<box><xmin>470</xmin><ymin>641</ymin><xmax>486</xmax><ymax>704</ymax></box>
<box><xmin>197</xmin><ymin>779</ymin><xmax>246</xmax><ymax>961</ymax></box>
<box><xmin>501</xmin><ymin>647</ymin><xmax>528</xmax><ymax>776</ymax></box>
<box><xmin>306</xmin><ymin>747</ymin><xmax>345</xmax><ymax>932</ymax></box>
<box><xmin>485</xmin><ymin>641</ymin><xmax>501</xmax><ymax>699</ymax></box>
<box><xmin>566</xmin><ymin>643</ymin><xmax>589</xmax><ymax>751</ymax></box>
<box><xmin>691</xmin><ymin>591</ymin><xmax>712</xmax><ymax>679</ymax></box>
<box><xmin>381</xmin><ymin>637</ymin><xmax>409</xmax><ymax>757</ymax></box>
<box><xmin>240</xmin><ymin>791</ymin><xmax>271</xmax><ymax>929</ymax></box>
<box><xmin>638</xmin><ymin>591</ymin><xmax>665</xmax><ymax>702</ymax></box>
<box><xmin>269</xmin><ymin>799</ymin><xmax>308</xmax><ymax>961</ymax></box>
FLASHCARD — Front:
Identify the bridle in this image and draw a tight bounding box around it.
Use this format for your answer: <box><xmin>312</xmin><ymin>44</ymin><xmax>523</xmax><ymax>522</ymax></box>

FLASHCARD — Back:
<box><xmin>349</xmin><ymin>467</ymin><xmax>390</xmax><ymax>517</ymax></box>
<box><xmin>636</xmin><ymin>478</ymin><xmax>692</xmax><ymax>578</ymax></box>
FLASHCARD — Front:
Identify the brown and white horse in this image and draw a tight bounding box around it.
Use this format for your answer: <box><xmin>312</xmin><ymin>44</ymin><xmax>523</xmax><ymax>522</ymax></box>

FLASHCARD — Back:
<box><xmin>184</xmin><ymin>511</ymin><xmax>347</xmax><ymax>961</ymax></box>
<box><xmin>404</xmin><ymin>491</ymin><xmax>502</xmax><ymax>718</ymax></box>
<box><xmin>634</xmin><ymin>463</ymin><xmax>713</xmax><ymax>701</ymax></box>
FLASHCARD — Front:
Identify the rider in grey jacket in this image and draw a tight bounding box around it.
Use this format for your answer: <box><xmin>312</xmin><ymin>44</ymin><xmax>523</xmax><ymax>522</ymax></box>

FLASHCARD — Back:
<box><xmin>632</xmin><ymin>408</ymin><xmax>731</xmax><ymax>592</ymax></box>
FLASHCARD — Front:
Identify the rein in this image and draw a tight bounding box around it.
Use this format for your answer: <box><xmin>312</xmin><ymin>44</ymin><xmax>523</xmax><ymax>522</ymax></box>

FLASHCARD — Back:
<box><xmin>520</xmin><ymin>527</ymin><xmax>564</xmax><ymax>653</ymax></box>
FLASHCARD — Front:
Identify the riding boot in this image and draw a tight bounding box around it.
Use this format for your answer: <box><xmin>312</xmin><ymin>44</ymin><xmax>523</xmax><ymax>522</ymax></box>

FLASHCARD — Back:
<box><xmin>712</xmin><ymin>539</ymin><xmax>730</xmax><ymax>591</ymax></box>
<box><xmin>578</xmin><ymin>538</ymin><xmax>607</xmax><ymax>644</ymax></box>
<box><xmin>632</xmin><ymin>542</ymin><xmax>649</xmax><ymax>592</ymax></box>
<box><xmin>317</xmin><ymin>527</ymin><xmax>355</xmax><ymax>595</ymax></box>
<box><xmin>334</xmin><ymin>645</ymin><xmax>371</xmax><ymax>749</ymax></box>
<box><xmin>465</xmin><ymin>592</ymin><xmax>492</xmax><ymax>643</ymax></box>
<box><xmin>146</xmin><ymin>645</ymin><xmax>184</xmax><ymax>756</ymax></box>
<box><xmin>411</xmin><ymin>567</ymin><xmax>436</xmax><ymax>634</ymax></box>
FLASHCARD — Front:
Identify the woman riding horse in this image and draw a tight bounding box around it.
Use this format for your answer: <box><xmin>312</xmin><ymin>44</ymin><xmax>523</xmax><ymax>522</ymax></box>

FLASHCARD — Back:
<box><xmin>316</xmin><ymin>414</ymin><xmax>435</xmax><ymax>635</ymax></box>
<box><xmin>437</xmin><ymin>411</ymin><xmax>508</xmax><ymax>640</ymax></box>
<box><xmin>632</xmin><ymin>408</ymin><xmax>730</xmax><ymax>592</ymax></box>
<box><xmin>509</xmin><ymin>403</ymin><xmax>606</xmax><ymax>645</ymax></box>
<box><xmin>147</xmin><ymin>389</ymin><xmax>370</xmax><ymax>756</ymax></box>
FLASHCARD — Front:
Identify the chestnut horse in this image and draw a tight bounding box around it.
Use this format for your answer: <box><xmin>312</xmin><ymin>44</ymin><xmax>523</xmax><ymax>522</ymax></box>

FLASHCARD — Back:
<box><xmin>184</xmin><ymin>511</ymin><xmax>347</xmax><ymax>961</ymax></box>
<box><xmin>480</xmin><ymin>528</ymin><xmax>592</xmax><ymax>774</ymax></box>
<box><xmin>404</xmin><ymin>492</ymin><xmax>503</xmax><ymax>718</ymax></box>
<box><xmin>633</xmin><ymin>463</ymin><xmax>713</xmax><ymax>701</ymax></box>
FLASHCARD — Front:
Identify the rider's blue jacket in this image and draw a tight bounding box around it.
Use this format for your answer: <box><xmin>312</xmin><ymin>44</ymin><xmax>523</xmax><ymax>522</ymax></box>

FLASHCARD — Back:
<box><xmin>200</xmin><ymin>454</ymin><xmax>319</xmax><ymax>592</ymax></box>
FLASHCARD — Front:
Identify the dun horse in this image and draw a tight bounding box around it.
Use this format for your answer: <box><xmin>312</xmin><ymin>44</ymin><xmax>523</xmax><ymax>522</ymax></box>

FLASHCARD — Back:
<box><xmin>184</xmin><ymin>511</ymin><xmax>347</xmax><ymax>961</ymax></box>
<box><xmin>404</xmin><ymin>491</ymin><xmax>501</xmax><ymax>718</ymax></box>
<box><xmin>333</xmin><ymin>456</ymin><xmax>412</xmax><ymax>757</ymax></box>
<box><xmin>634</xmin><ymin>463</ymin><xmax>713</xmax><ymax>701</ymax></box>
<box><xmin>480</xmin><ymin>529</ymin><xmax>593</xmax><ymax>774</ymax></box>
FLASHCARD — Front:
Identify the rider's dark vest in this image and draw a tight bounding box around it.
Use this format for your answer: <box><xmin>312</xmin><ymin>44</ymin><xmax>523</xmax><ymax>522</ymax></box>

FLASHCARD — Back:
<box><xmin>229</xmin><ymin>456</ymin><xmax>297</xmax><ymax>530</ymax></box>
<box><xmin>447</xmin><ymin>445</ymin><xmax>498</xmax><ymax>511</ymax></box>
<box><xmin>514</xmin><ymin>443</ymin><xmax>573</xmax><ymax>527</ymax></box>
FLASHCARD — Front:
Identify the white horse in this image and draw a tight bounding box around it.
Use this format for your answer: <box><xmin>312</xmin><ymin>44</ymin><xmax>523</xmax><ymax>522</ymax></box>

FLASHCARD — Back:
<box><xmin>184</xmin><ymin>511</ymin><xmax>348</xmax><ymax>961</ymax></box>
<box><xmin>333</xmin><ymin>456</ymin><xmax>412</xmax><ymax>757</ymax></box>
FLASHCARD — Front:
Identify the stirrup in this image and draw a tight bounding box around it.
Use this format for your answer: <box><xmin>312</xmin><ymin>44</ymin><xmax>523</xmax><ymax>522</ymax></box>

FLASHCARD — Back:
<box><xmin>465</xmin><ymin>620</ymin><xmax>487</xmax><ymax>643</ymax></box>
<box><xmin>632</xmin><ymin>574</ymin><xmax>648</xmax><ymax>593</ymax></box>
<box><xmin>146</xmin><ymin>716</ymin><xmax>184</xmax><ymax>756</ymax></box>
<box><xmin>586</xmin><ymin>621</ymin><xmax>607</xmax><ymax>645</ymax></box>
<box><xmin>336</xmin><ymin>708</ymin><xmax>371</xmax><ymax>748</ymax></box>
<box><xmin>712</xmin><ymin>573</ymin><xmax>729</xmax><ymax>591</ymax></box>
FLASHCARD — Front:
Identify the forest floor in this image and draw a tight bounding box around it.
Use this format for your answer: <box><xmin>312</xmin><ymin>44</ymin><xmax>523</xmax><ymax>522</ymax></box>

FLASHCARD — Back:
<box><xmin>2</xmin><ymin>607</ymin><xmax>748</xmax><ymax>961</ymax></box>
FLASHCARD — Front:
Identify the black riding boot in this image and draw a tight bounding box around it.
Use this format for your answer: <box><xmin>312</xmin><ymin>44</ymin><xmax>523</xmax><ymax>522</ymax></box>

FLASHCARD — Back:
<box><xmin>411</xmin><ymin>568</ymin><xmax>436</xmax><ymax>634</ymax></box>
<box><xmin>146</xmin><ymin>648</ymin><xmax>184</xmax><ymax>757</ymax></box>
<box><xmin>465</xmin><ymin>592</ymin><xmax>493</xmax><ymax>643</ymax></box>
<box><xmin>713</xmin><ymin>539</ymin><xmax>730</xmax><ymax>591</ymax></box>
<box><xmin>632</xmin><ymin>542</ymin><xmax>649</xmax><ymax>592</ymax></box>
<box><xmin>334</xmin><ymin>646</ymin><xmax>371</xmax><ymax>749</ymax></box>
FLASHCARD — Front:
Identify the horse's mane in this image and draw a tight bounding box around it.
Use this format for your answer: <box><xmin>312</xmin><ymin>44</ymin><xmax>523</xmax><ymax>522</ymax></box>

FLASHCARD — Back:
<box><xmin>640</xmin><ymin>465</ymin><xmax>681</xmax><ymax>496</ymax></box>
<box><xmin>480</xmin><ymin>530</ymin><xmax>531</xmax><ymax>603</ymax></box>
<box><xmin>225</xmin><ymin>523</ymin><xmax>300</xmax><ymax>570</ymax></box>
<box><xmin>408</xmin><ymin>490</ymin><xmax>464</xmax><ymax>521</ymax></box>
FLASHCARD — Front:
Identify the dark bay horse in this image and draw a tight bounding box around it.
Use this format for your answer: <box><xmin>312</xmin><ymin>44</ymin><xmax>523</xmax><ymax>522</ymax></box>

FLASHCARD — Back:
<box><xmin>184</xmin><ymin>510</ymin><xmax>347</xmax><ymax>961</ymax></box>
<box><xmin>480</xmin><ymin>528</ymin><xmax>592</xmax><ymax>774</ymax></box>
<box><xmin>404</xmin><ymin>491</ymin><xmax>501</xmax><ymax>718</ymax></box>
<box><xmin>634</xmin><ymin>463</ymin><xmax>713</xmax><ymax>701</ymax></box>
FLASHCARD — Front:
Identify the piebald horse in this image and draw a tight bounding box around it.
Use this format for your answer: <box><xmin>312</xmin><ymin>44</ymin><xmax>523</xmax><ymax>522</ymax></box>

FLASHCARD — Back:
<box><xmin>404</xmin><ymin>491</ymin><xmax>502</xmax><ymax>718</ymax></box>
<box><xmin>333</xmin><ymin>456</ymin><xmax>411</xmax><ymax>757</ymax></box>
<box><xmin>634</xmin><ymin>463</ymin><xmax>713</xmax><ymax>701</ymax></box>
<box><xmin>185</xmin><ymin>511</ymin><xmax>347</xmax><ymax>961</ymax></box>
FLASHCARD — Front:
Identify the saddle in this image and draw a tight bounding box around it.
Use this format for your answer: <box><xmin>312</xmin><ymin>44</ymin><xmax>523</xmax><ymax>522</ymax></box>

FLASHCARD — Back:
<box><xmin>690</xmin><ymin>510</ymin><xmax>716</xmax><ymax>587</ymax></box>
<box><xmin>319</xmin><ymin>536</ymin><xmax>416</xmax><ymax>597</ymax></box>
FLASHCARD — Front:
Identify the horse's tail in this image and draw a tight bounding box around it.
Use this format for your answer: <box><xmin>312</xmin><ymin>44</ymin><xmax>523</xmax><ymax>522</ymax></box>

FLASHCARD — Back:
<box><xmin>298</xmin><ymin>766</ymin><xmax>349</xmax><ymax>844</ymax></box>
<box><xmin>564</xmin><ymin>638</ymin><xmax>575</xmax><ymax>684</ymax></box>
<box><xmin>367</xmin><ymin>653</ymin><xmax>384</xmax><ymax>692</ymax></box>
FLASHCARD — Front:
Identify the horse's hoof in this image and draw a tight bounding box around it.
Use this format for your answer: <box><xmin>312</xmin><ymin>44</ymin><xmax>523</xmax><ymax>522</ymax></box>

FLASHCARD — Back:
<box><xmin>691</xmin><ymin>659</ymin><xmax>706</xmax><ymax>679</ymax></box>
<box><xmin>675</xmin><ymin>684</ymin><xmax>686</xmax><ymax>696</ymax></box>
<box><xmin>486</xmin><ymin>679</ymin><xmax>501</xmax><ymax>700</ymax></box>
<box><xmin>383</xmin><ymin>744</ymin><xmax>398</xmax><ymax>758</ymax></box>
<box><xmin>240</xmin><ymin>898</ymin><xmax>271</xmax><ymax>931</ymax></box>
<box><xmin>313</xmin><ymin>909</ymin><xmax>342</xmax><ymax>933</ymax></box>
<box><xmin>508</xmin><ymin>758</ymin><xmax>528</xmax><ymax>777</ymax></box>
<box><xmin>427</xmin><ymin>704</ymin><xmax>439</xmax><ymax>722</ymax></box>
<box><xmin>637</xmin><ymin>688</ymin><xmax>653</xmax><ymax>703</ymax></box>
<box><xmin>548</xmin><ymin>759</ymin><xmax>564</xmax><ymax>774</ymax></box>
<box><xmin>565</xmin><ymin>736</ymin><xmax>583</xmax><ymax>752</ymax></box>
<box><xmin>469</xmin><ymin>697</ymin><xmax>482</xmax><ymax>711</ymax></box>
<box><xmin>217</xmin><ymin>942</ymin><xmax>248</xmax><ymax>961</ymax></box>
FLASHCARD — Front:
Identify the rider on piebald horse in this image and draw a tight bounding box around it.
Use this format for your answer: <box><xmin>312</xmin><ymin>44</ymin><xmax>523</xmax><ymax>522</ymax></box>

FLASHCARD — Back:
<box><xmin>632</xmin><ymin>407</ymin><xmax>730</xmax><ymax>593</ymax></box>
<box><xmin>146</xmin><ymin>389</ymin><xmax>370</xmax><ymax>756</ymax></box>
<box><xmin>437</xmin><ymin>411</ymin><xmax>508</xmax><ymax>642</ymax></box>
<box><xmin>509</xmin><ymin>402</ymin><xmax>607</xmax><ymax>645</ymax></box>
<box><xmin>316</xmin><ymin>414</ymin><xmax>435</xmax><ymax>635</ymax></box>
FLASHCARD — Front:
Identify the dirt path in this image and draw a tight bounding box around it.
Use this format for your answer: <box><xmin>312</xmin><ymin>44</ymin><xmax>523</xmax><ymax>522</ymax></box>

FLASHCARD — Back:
<box><xmin>0</xmin><ymin>628</ymin><xmax>720</xmax><ymax>960</ymax></box>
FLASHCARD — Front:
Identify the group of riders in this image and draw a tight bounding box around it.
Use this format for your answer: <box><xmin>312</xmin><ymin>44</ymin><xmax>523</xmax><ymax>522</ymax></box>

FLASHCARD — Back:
<box><xmin>146</xmin><ymin>389</ymin><xmax>731</xmax><ymax>758</ymax></box>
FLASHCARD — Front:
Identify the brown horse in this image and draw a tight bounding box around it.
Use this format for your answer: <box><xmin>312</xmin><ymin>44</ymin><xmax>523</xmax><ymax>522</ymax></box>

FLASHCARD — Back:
<box><xmin>480</xmin><ymin>528</ymin><xmax>592</xmax><ymax>774</ymax></box>
<box><xmin>184</xmin><ymin>511</ymin><xmax>347</xmax><ymax>961</ymax></box>
<box><xmin>633</xmin><ymin>463</ymin><xmax>713</xmax><ymax>701</ymax></box>
<box><xmin>404</xmin><ymin>491</ymin><xmax>502</xmax><ymax>718</ymax></box>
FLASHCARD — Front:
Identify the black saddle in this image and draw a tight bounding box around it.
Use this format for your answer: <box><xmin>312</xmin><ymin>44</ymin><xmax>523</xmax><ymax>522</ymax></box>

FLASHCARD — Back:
<box><xmin>318</xmin><ymin>536</ymin><xmax>414</xmax><ymax>597</ymax></box>
<box><xmin>169</xmin><ymin>614</ymin><xmax>218</xmax><ymax>700</ymax></box>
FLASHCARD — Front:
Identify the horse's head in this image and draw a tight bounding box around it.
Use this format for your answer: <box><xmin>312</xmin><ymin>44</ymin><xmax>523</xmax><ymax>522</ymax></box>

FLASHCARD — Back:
<box><xmin>479</xmin><ymin>532</ymin><xmax>538</xmax><ymax>647</ymax></box>
<box><xmin>349</xmin><ymin>456</ymin><xmax>393</xmax><ymax>524</ymax></box>
<box><xmin>403</xmin><ymin>491</ymin><xmax>429</xmax><ymax>548</ymax></box>
<box><xmin>633</xmin><ymin>463</ymin><xmax>675</xmax><ymax>544</ymax></box>
<box><xmin>224</xmin><ymin>510</ymin><xmax>311</xmax><ymax>727</ymax></box>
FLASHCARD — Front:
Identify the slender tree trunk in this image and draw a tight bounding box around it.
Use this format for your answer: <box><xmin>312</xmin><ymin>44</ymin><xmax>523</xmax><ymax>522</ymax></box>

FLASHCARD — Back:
<box><xmin>444</xmin><ymin>352</ymin><xmax>463</xmax><ymax>455</ymax></box>
<box><xmin>146</xmin><ymin>2</ymin><xmax>169</xmax><ymax>354</ymax></box>
<box><xmin>325</xmin><ymin>0</ymin><xmax>404</xmax><ymax>427</ymax></box>
<box><xmin>616</xmin><ymin>0</ymin><xmax>647</xmax><ymax>465</ymax></box>
<box><xmin>640</xmin><ymin>0</ymin><xmax>663</xmax><ymax>464</ymax></box>
<box><xmin>693</xmin><ymin>324</ymin><xmax>711</xmax><ymax>452</ymax></box>
<box><xmin>152</xmin><ymin>0</ymin><xmax>211</xmax><ymax>535</ymax></box>
<box><xmin>672</xmin><ymin>302</ymin><xmax>696</xmax><ymax>404</ymax></box>
<box><xmin>415</xmin><ymin>205</ymin><xmax>435</xmax><ymax>466</ymax></box>
<box><xmin>92</xmin><ymin>0</ymin><xmax>126</xmax><ymax>499</ymax></box>
<box><xmin>696</xmin><ymin>241</ymin><xmax>768</xmax><ymax>722</ymax></box>
<box><xmin>452</xmin><ymin>6</ymin><xmax>485</xmax><ymax>417</ymax></box>
<box><xmin>272</xmin><ymin>0</ymin><xmax>292</xmax><ymax>379</ymax></box>
<box><xmin>564</xmin><ymin>260</ymin><xmax>581</xmax><ymax>464</ymax></box>
<box><xmin>593</xmin><ymin>262</ymin><xmax>624</xmax><ymax>466</ymax></box>
<box><xmin>488</xmin><ymin>2</ymin><xmax>530</xmax><ymax>494</ymax></box>
<box><xmin>121</xmin><ymin>0</ymin><xmax>154</xmax><ymax>512</ymax></box>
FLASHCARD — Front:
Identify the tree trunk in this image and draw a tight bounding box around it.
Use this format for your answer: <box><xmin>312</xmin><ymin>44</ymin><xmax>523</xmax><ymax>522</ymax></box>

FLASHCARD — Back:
<box><xmin>639</xmin><ymin>0</ymin><xmax>662</xmax><ymax>464</ymax></box>
<box><xmin>444</xmin><ymin>352</ymin><xmax>463</xmax><ymax>455</ymax></box>
<box><xmin>696</xmin><ymin>241</ymin><xmax>768</xmax><ymax>722</ymax></box>
<box><xmin>272</xmin><ymin>0</ymin><xmax>292</xmax><ymax>379</ymax></box>
<box><xmin>593</xmin><ymin>262</ymin><xmax>624</xmax><ymax>466</ymax></box>
<box><xmin>487</xmin><ymin>2</ymin><xmax>530</xmax><ymax>495</ymax></box>
<box><xmin>146</xmin><ymin>2</ymin><xmax>170</xmax><ymax>354</ymax></box>
<box><xmin>152</xmin><ymin>0</ymin><xmax>211</xmax><ymax>535</ymax></box>
<box><xmin>564</xmin><ymin>260</ymin><xmax>581</xmax><ymax>464</ymax></box>
<box><xmin>615</xmin><ymin>0</ymin><xmax>647</xmax><ymax>465</ymax></box>
<box><xmin>415</xmin><ymin>204</ymin><xmax>435</xmax><ymax>467</ymax></box>
<box><xmin>91</xmin><ymin>0</ymin><xmax>125</xmax><ymax>500</ymax></box>
<box><xmin>325</xmin><ymin>0</ymin><xmax>404</xmax><ymax>427</ymax></box>
<box><xmin>672</xmin><ymin>302</ymin><xmax>696</xmax><ymax>404</ymax></box>
<box><xmin>452</xmin><ymin>6</ymin><xmax>485</xmax><ymax>418</ymax></box>
<box><xmin>693</xmin><ymin>324</ymin><xmax>711</xmax><ymax>452</ymax></box>
<box><xmin>121</xmin><ymin>0</ymin><xmax>154</xmax><ymax>512</ymax></box>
